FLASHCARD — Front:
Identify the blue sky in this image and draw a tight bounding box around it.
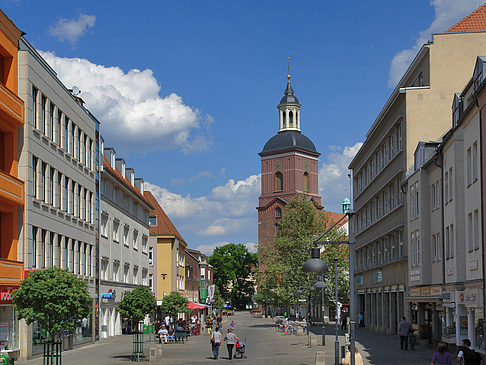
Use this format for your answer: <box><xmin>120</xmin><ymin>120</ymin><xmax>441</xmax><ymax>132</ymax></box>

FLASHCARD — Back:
<box><xmin>2</xmin><ymin>0</ymin><xmax>483</xmax><ymax>253</ymax></box>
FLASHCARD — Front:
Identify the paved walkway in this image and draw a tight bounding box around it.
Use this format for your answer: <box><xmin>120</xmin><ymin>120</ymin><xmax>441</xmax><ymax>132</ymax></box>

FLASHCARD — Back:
<box><xmin>15</xmin><ymin>312</ymin><xmax>439</xmax><ymax>364</ymax></box>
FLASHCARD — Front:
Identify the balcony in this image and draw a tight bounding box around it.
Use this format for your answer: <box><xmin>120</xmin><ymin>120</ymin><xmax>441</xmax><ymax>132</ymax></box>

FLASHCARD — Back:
<box><xmin>0</xmin><ymin>169</ymin><xmax>23</xmax><ymax>205</ymax></box>
<box><xmin>0</xmin><ymin>82</ymin><xmax>23</xmax><ymax>127</ymax></box>
<box><xmin>0</xmin><ymin>259</ymin><xmax>23</xmax><ymax>285</ymax></box>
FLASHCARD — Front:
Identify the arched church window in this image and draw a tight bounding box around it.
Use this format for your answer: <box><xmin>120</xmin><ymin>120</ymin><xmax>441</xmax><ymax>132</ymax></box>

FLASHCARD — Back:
<box><xmin>275</xmin><ymin>207</ymin><xmax>282</xmax><ymax>218</ymax></box>
<box><xmin>303</xmin><ymin>172</ymin><xmax>309</xmax><ymax>192</ymax></box>
<box><xmin>275</xmin><ymin>172</ymin><xmax>283</xmax><ymax>192</ymax></box>
<box><xmin>289</xmin><ymin>110</ymin><xmax>293</xmax><ymax>127</ymax></box>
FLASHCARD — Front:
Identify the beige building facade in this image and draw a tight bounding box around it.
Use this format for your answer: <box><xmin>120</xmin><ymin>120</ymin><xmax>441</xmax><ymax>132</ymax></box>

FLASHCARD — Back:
<box><xmin>350</xmin><ymin>17</ymin><xmax>486</xmax><ymax>335</ymax></box>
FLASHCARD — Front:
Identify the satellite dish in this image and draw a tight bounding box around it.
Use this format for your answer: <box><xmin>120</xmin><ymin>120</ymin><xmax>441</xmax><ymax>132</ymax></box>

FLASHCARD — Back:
<box><xmin>72</xmin><ymin>86</ymin><xmax>80</xmax><ymax>95</ymax></box>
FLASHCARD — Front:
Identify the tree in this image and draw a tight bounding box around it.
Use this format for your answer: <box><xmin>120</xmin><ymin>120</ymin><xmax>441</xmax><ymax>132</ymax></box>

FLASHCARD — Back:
<box><xmin>208</xmin><ymin>243</ymin><xmax>258</xmax><ymax>308</ymax></box>
<box><xmin>13</xmin><ymin>268</ymin><xmax>92</xmax><ymax>362</ymax></box>
<box><xmin>117</xmin><ymin>286</ymin><xmax>157</xmax><ymax>330</ymax></box>
<box><xmin>258</xmin><ymin>194</ymin><xmax>348</xmax><ymax>312</ymax></box>
<box><xmin>160</xmin><ymin>291</ymin><xmax>189</xmax><ymax>319</ymax></box>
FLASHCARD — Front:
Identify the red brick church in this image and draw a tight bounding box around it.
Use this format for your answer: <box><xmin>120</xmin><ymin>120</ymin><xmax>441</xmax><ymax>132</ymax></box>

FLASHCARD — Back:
<box><xmin>257</xmin><ymin>74</ymin><xmax>347</xmax><ymax>263</ymax></box>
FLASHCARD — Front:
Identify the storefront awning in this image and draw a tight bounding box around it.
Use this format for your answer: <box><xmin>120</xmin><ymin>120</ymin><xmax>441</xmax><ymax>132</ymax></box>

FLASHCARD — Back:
<box><xmin>188</xmin><ymin>301</ymin><xmax>206</xmax><ymax>310</ymax></box>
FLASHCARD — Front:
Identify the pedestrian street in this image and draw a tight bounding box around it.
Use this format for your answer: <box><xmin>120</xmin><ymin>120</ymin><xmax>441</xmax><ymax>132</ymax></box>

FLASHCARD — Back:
<box><xmin>16</xmin><ymin>311</ymin><xmax>440</xmax><ymax>364</ymax></box>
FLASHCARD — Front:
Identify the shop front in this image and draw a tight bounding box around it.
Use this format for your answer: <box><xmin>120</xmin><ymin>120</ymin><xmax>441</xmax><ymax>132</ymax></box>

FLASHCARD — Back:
<box><xmin>0</xmin><ymin>286</ymin><xmax>20</xmax><ymax>359</ymax></box>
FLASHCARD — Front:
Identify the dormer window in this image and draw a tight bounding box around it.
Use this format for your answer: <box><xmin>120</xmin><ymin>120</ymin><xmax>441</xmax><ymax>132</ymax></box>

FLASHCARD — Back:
<box><xmin>149</xmin><ymin>215</ymin><xmax>157</xmax><ymax>226</ymax></box>
<box><xmin>452</xmin><ymin>93</ymin><xmax>463</xmax><ymax>128</ymax></box>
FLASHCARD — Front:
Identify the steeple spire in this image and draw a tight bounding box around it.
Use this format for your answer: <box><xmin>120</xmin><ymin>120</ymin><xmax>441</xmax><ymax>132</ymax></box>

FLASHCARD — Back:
<box><xmin>278</xmin><ymin>59</ymin><xmax>301</xmax><ymax>132</ymax></box>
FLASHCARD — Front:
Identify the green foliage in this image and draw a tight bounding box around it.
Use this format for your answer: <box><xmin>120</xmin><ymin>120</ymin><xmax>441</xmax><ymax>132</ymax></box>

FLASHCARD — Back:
<box><xmin>208</xmin><ymin>243</ymin><xmax>257</xmax><ymax>308</ymax></box>
<box><xmin>117</xmin><ymin>286</ymin><xmax>157</xmax><ymax>323</ymax></box>
<box><xmin>211</xmin><ymin>286</ymin><xmax>226</xmax><ymax>309</ymax></box>
<box><xmin>258</xmin><ymin>194</ymin><xmax>348</xmax><ymax>308</ymax></box>
<box><xmin>13</xmin><ymin>267</ymin><xmax>92</xmax><ymax>339</ymax></box>
<box><xmin>320</xmin><ymin>245</ymin><xmax>350</xmax><ymax>309</ymax></box>
<box><xmin>160</xmin><ymin>291</ymin><xmax>189</xmax><ymax>318</ymax></box>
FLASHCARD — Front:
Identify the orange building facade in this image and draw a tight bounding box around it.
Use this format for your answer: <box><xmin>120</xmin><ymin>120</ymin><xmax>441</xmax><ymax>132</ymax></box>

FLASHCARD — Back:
<box><xmin>0</xmin><ymin>10</ymin><xmax>24</xmax><ymax>357</ymax></box>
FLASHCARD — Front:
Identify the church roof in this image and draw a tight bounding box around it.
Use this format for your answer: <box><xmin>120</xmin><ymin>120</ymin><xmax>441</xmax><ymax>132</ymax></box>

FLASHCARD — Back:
<box><xmin>144</xmin><ymin>191</ymin><xmax>186</xmax><ymax>244</ymax></box>
<box><xmin>446</xmin><ymin>3</ymin><xmax>486</xmax><ymax>33</ymax></box>
<box><xmin>260</xmin><ymin>130</ymin><xmax>318</xmax><ymax>155</ymax></box>
<box><xmin>279</xmin><ymin>80</ymin><xmax>300</xmax><ymax>106</ymax></box>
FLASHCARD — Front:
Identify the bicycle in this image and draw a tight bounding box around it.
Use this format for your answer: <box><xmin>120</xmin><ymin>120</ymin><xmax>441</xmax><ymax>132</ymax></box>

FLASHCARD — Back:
<box><xmin>409</xmin><ymin>328</ymin><xmax>417</xmax><ymax>351</ymax></box>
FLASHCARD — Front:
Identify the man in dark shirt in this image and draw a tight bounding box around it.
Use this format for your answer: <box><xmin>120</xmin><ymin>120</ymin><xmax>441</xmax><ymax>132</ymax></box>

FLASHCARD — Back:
<box><xmin>397</xmin><ymin>316</ymin><xmax>411</xmax><ymax>350</ymax></box>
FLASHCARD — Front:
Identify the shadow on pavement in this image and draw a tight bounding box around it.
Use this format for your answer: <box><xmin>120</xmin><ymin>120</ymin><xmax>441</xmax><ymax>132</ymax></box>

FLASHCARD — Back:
<box><xmin>247</xmin><ymin>324</ymin><xmax>275</xmax><ymax>328</ymax></box>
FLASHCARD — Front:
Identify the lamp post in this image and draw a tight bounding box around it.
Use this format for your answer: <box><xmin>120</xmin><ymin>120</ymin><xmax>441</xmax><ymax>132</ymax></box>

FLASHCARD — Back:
<box><xmin>314</xmin><ymin>274</ymin><xmax>326</xmax><ymax>346</ymax></box>
<box><xmin>303</xmin><ymin>246</ymin><xmax>329</xmax><ymax>339</ymax></box>
<box><xmin>334</xmin><ymin>257</ymin><xmax>339</xmax><ymax>365</ymax></box>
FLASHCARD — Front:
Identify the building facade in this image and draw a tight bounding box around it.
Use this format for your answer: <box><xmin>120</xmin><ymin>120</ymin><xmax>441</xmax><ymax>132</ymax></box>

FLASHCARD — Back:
<box><xmin>184</xmin><ymin>249</ymin><xmax>201</xmax><ymax>303</ymax></box>
<box><xmin>99</xmin><ymin>148</ymin><xmax>151</xmax><ymax>338</ymax></box>
<box><xmin>349</xmin><ymin>7</ymin><xmax>486</xmax><ymax>335</ymax></box>
<box><xmin>0</xmin><ymin>10</ymin><xmax>24</xmax><ymax>361</ymax></box>
<box><xmin>144</xmin><ymin>191</ymin><xmax>186</xmax><ymax>305</ymax></box>
<box><xmin>18</xmin><ymin>37</ymin><xmax>100</xmax><ymax>359</ymax></box>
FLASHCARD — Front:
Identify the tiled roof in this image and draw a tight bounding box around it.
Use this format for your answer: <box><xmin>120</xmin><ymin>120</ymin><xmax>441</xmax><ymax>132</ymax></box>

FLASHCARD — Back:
<box><xmin>325</xmin><ymin>211</ymin><xmax>348</xmax><ymax>228</ymax></box>
<box><xmin>143</xmin><ymin>191</ymin><xmax>186</xmax><ymax>244</ymax></box>
<box><xmin>103</xmin><ymin>157</ymin><xmax>152</xmax><ymax>209</ymax></box>
<box><xmin>446</xmin><ymin>3</ymin><xmax>486</xmax><ymax>33</ymax></box>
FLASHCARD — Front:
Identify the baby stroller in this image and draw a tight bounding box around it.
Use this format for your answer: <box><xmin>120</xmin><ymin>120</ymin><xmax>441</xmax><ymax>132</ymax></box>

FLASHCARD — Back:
<box><xmin>234</xmin><ymin>340</ymin><xmax>247</xmax><ymax>359</ymax></box>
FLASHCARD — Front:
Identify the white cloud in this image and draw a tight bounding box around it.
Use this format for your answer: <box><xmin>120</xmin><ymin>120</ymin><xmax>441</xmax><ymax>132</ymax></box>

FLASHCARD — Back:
<box><xmin>319</xmin><ymin>142</ymin><xmax>363</xmax><ymax>212</ymax></box>
<box><xmin>145</xmin><ymin>174</ymin><xmax>260</xmax><ymax>238</ymax></box>
<box><xmin>388</xmin><ymin>0</ymin><xmax>481</xmax><ymax>87</ymax></box>
<box><xmin>49</xmin><ymin>14</ymin><xmax>96</xmax><ymax>45</ymax></box>
<box><xmin>39</xmin><ymin>51</ymin><xmax>212</xmax><ymax>154</ymax></box>
<box><xmin>195</xmin><ymin>241</ymin><xmax>257</xmax><ymax>256</ymax></box>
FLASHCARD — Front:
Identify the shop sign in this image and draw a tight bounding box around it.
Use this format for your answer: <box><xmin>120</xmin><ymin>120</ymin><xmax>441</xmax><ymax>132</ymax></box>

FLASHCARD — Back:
<box><xmin>0</xmin><ymin>286</ymin><xmax>17</xmax><ymax>304</ymax></box>
<box><xmin>101</xmin><ymin>289</ymin><xmax>116</xmax><ymax>299</ymax></box>
<box><xmin>440</xmin><ymin>292</ymin><xmax>452</xmax><ymax>302</ymax></box>
<box><xmin>373</xmin><ymin>270</ymin><xmax>382</xmax><ymax>283</ymax></box>
<box><xmin>430</xmin><ymin>286</ymin><xmax>443</xmax><ymax>296</ymax></box>
<box><xmin>356</xmin><ymin>275</ymin><xmax>363</xmax><ymax>286</ymax></box>
<box><xmin>464</xmin><ymin>288</ymin><xmax>483</xmax><ymax>307</ymax></box>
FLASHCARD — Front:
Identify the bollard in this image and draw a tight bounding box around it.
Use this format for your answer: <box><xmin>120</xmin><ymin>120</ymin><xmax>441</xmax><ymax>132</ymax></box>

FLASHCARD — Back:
<box><xmin>341</xmin><ymin>345</ymin><xmax>346</xmax><ymax>360</ymax></box>
<box><xmin>308</xmin><ymin>334</ymin><xmax>318</xmax><ymax>348</ymax></box>
<box><xmin>315</xmin><ymin>351</ymin><xmax>325</xmax><ymax>365</ymax></box>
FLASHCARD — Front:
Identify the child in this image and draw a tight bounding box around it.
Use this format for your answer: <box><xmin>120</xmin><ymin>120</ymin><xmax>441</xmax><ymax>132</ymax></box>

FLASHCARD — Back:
<box><xmin>231</xmin><ymin>320</ymin><xmax>235</xmax><ymax>329</ymax></box>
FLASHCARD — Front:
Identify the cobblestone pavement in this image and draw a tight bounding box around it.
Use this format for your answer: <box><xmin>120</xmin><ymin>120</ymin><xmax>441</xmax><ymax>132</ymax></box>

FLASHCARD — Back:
<box><xmin>15</xmin><ymin>312</ymin><xmax>438</xmax><ymax>364</ymax></box>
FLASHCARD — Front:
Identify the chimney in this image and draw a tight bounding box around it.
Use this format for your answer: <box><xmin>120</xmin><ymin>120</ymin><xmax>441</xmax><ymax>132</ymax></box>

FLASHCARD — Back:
<box><xmin>126</xmin><ymin>168</ymin><xmax>135</xmax><ymax>186</ymax></box>
<box><xmin>135</xmin><ymin>178</ymin><xmax>144</xmax><ymax>194</ymax></box>
<box><xmin>103</xmin><ymin>147</ymin><xmax>116</xmax><ymax>169</ymax></box>
<box><xmin>115</xmin><ymin>158</ymin><xmax>126</xmax><ymax>178</ymax></box>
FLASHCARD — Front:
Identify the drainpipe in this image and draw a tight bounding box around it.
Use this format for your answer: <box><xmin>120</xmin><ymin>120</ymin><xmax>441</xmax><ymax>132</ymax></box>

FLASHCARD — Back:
<box><xmin>434</xmin><ymin>151</ymin><xmax>445</xmax><ymax>341</ymax></box>
<box><xmin>478</xmin><ymin>99</ymin><xmax>485</xmax><ymax>348</ymax></box>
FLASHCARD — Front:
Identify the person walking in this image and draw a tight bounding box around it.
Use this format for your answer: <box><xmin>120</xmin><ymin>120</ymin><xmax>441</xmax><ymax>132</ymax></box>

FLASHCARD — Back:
<box><xmin>341</xmin><ymin>345</ymin><xmax>364</xmax><ymax>365</ymax></box>
<box><xmin>431</xmin><ymin>342</ymin><xmax>451</xmax><ymax>365</ymax></box>
<box><xmin>211</xmin><ymin>326</ymin><xmax>222</xmax><ymax>359</ymax></box>
<box><xmin>224</xmin><ymin>328</ymin><xmax>239</xmax><ymax>360</ymax></box>
<box><xmin>397</xmin><ymin>316</ymin><xmax>412</xmax><ymax>351</ymax></box>
<box><xmin>456</xmin><ymin>338</ymin><xmax>482</xmax><ymax>365</ymax></box>
<box><xmin>357</xmin><ymin>313</ymin><xmax>364</xmax><ymax>328</ymax></box>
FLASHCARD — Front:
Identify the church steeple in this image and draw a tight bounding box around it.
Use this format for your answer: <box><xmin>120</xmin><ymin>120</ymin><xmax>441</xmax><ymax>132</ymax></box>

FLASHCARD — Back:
<box><xmin>277</xmin><ymin>72</ymin><xmax>301</xmax><ymax>132</ymax></box>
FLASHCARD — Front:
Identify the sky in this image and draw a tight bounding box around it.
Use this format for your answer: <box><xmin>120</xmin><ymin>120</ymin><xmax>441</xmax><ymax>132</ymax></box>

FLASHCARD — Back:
<box><xmin>2</xmin><ymin>0</ymin><xmax>484</xmax><ymax>254</ymax></box>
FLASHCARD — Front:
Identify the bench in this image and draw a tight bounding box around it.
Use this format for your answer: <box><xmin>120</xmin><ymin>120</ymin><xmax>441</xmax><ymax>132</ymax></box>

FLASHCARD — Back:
<box><xmin>174</xmin><ymin>330</ymin><xmax>187</xmax><ymax>343</ymax></box>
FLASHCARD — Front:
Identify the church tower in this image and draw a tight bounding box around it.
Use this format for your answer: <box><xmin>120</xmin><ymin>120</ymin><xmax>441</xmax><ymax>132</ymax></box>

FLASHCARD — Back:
<box><xmin>257</xmin><ymin>73</ymin><xmax>322</xmax><ymax>257</ymax></box>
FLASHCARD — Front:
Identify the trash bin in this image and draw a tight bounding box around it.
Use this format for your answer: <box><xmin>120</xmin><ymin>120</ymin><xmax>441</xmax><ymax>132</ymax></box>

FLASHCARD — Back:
<box><xmin>143</xmin><ymin>325</ymin><xmax>149</xmax><ymax>334</ymax></box>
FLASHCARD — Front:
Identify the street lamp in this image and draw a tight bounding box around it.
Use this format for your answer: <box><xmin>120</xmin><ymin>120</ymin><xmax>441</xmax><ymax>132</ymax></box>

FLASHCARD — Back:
<box><xmin>314</xmin><ymin>274</ymin><xmax>326</xmax><ymax>346</ymax></box>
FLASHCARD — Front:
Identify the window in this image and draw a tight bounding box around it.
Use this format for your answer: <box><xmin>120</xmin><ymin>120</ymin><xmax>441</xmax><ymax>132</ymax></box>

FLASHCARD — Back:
<box><xmin>41</xmin><ymin>95</ymin><xmax>46</xmax><ymax>134</ymax></box>
<box><xmin>57</xmin><ymin>109</ymin><xmax>61</xmax><ymax>145</ymax></box>
<box><xmin>444</xmin><ymin>171</ymin><xmax>449</xmax><ymax>203</ymax></box>
<box><xmin>418</xmin><ymin>72</ymin><xmax>424</xmax><ymax>87</ymax></box>
<box><xmin>113</xmin><ymin>261</ymin><xmax>119</xmax><ymax>281</ymax></box>
<box><xmin>142</xmin><ymin>270</ymin><xmax>148</xmax><ymax>286</ymax></box>
<box><xmin>142</xmin><ymin>236</ymin><xmax>147</xmax><ymax>253</ymax></box>
<box><xmin>398</xmin><ymin>230</ymin><xmax>404</xmax><ymax>257</ymax></box>
<box><xmin>275</xmin><ymin>172</ymin><xmax>283</xmax><ymax>192</ymax></box>
<box><xmin>113</xmin><ymin>220</ymin><xmax>120</xmax><ymax>242</ymax></box>
<box><xmin>49</xmin><ymin>102</ymin><xmax>54</xmax><ymax>139</ymax></box>
<box><xmin>101</xmin><ymin>259</ymin><xmax>108</xmax><ymax>280</ymax></box>
<box><xmin>40</xmin><ymin>229</ymin><xmax>46</xmax><ymax>268</ymax></box>
<box><xmin>468</xmin><ymin>213</ymin><xmax>473</xmax><ymax>252</ymax></box>
<box><xmin>445</xmin><ymin>226</ymin><xmax>450</xmax><ymax>259</ymax></box>
<box><xmin>133</xmin><ymin>230</ymin><xmax>138</xmax><ymax>250</ymax></box>
<box><xmin>148</xmin><ymin>247</ymin><xmax>153</xmax><ymax>265</ymax></box>
<box><xmin>149</xmin><ymin>274</ymin><xmax>153</xmax><ymax>292</ymax></box>
<box><xmin>448</xmin><ymin>168</ymin><xmax>453</xmax><ymax>201</ymax></box>
<box><xmin>124</xmin><ymin>264</ymin><xmax>129</xmax><ymax>283</ymax></box>
<box><xmin>397</xmin><ymin>124</ymin><xmax>402</xmax><ymax>151</ymax></box>
<box><xmin>32</xmin><ymin>86</ymin><xmax>38</xmax><ymax>128</ymax></box>
<box><xmin>303</xmin><ymin>172</ymin><xmax>309</xmax><ymax>192</ymax></box>
<box><xmin>56</xmin><ymin>235</ymin><xmax>62</xmax><ymax>267</ymax></box>
<box><xmin>133</xmin><ymin>267</ymin><xmax>138</xmax><ymax>285</ymax></box>
<box><xmin>473</xmin><ymin>142</ymin><xmax>478</xmax><ymax>182</ymax></box>
<box><xmin>123</xmin><ymin>226</ymin><xmax>129</xmax><ymax>246</ymax></box>
<box><xmin>474</xmin><ymin>210</ymin><xmax>479</xmax><ymax>250</ymax></box>
<box><xmin>101</xmin><ymin>214</ymin><xmax>108</xmax><ymax>237</ymax></box>
<box><xmin>32</xmin><ymin>156</ymin><xmax>38</xmax><ymax>199</ymax></box>
<box><xmin>49</xmin><ymin>232</ymin><xmax>54</xmax><ymax>267</ymax></box>
<box><xmin>149</xmin><ymin>215</ymin><xmax>157</xmax><ymax>226</ymax></box>
<box><xmin>49</xmin><ymin>168</ymin><xmax>54</xmax><ymax>205</ymax></box>
<box><xmin>32</xmin><ymin>226</ymin><xmax>37</xmax><ymax>268</ymax></box>
<box><xmin>467</xmin><ymin>147</ymin><xmax>472</xmax><ymax>186</ymax></box>
<box><xmin>275</xmin><ymin>207</ymin><xmax>282</xmax><ymax>218</ymax></box>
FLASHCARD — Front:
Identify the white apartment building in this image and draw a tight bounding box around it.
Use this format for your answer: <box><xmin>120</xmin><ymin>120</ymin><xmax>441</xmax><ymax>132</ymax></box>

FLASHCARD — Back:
<box><xmin>17</xmin><ymin>38</ymin><xmax>100</xmax><ymax>359</ymax></box>
<box><xmin>405</xmin><ymin>56</ymin><xmax>485</xmax><ymax>349</ymax></box>
<box><xmin>99</xmin><ymin>148</ymin><xmax>152</xmax><ymax>338</ymax></box>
